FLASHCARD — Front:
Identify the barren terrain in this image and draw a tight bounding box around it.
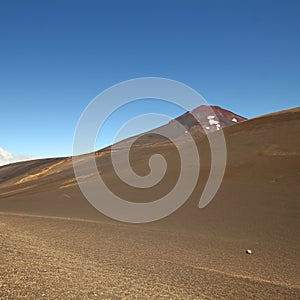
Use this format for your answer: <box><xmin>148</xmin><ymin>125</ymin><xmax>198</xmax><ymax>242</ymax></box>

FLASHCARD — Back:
<box><xmin>0</xmin><ymin>107</ymin><xmax>299</xmax><ymax>299</ymax></box>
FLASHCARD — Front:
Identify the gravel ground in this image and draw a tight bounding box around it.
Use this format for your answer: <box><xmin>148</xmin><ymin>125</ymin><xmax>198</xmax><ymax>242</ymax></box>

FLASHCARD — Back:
<box><xmin>0</xmin><ymin>213</ymin><xmax>299</xmax><ymax>299</ymax></box>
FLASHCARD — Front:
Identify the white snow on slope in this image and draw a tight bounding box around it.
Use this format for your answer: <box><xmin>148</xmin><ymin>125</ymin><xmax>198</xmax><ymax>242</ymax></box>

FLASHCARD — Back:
<box><xmin>207</xmin><ymin>115</ymin><xmax>219</xmax><ymax>126</ymax></box>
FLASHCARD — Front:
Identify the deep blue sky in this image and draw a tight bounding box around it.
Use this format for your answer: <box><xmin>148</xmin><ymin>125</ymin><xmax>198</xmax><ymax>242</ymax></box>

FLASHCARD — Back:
<box><xmin>0</xmin><ymin>0</ymin><xmax>299</xmax><ymax>160</ymax></box>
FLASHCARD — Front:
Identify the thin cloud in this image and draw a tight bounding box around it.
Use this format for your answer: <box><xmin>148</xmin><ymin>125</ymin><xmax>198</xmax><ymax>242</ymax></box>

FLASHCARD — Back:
<box><xmin>0</xmin><ymin>147</ymin><xmax>32</xmax><ymax>166</ymax></box>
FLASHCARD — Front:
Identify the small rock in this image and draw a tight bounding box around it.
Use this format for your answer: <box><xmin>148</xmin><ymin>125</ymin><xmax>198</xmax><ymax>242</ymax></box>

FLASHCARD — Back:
<box><xmin>246</xmin><ymin>249</ymin><xmax>252</xmax><ymax>255</ymax></box>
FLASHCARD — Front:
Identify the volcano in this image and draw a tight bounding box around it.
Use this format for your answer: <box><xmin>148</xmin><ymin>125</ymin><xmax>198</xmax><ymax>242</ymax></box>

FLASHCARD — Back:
<box><xmin>174</xmin><ymin>105</ymin><xmax>246</xmax><ymax>132</ymax></box>
<box><xmin>123</xmin><ymin>105</ymin><xmax>247</xmax><ymax>145</ymax></box>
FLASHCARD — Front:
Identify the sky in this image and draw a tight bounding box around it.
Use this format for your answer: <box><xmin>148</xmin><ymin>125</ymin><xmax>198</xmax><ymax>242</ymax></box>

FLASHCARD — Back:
<box><xmin>0</xmin><ymin>0</ymin><xmax>299</xmax><ymax>164</ymax></box>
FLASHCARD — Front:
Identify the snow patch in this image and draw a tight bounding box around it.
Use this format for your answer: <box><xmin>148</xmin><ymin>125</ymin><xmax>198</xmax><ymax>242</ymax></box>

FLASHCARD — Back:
<box><xmin>232</xmin><ymin>117</ymin><xmax>237</xmax><ymax>123</ymax></box>
<box><xmin>207</xmin><ymin>115</ymin><xmax>220</xmax><ymax>129</ymax></box>
<box><xmin>208</xmin><ymin>118</ymin><xmax>219</xmax><ymax>126</ymax></box>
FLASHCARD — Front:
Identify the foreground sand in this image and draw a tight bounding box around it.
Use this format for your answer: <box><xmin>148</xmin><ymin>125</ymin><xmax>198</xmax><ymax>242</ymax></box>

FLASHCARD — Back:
<box><xmin>0</xmin><ymin>213</ymin><xmax>299</xmax><ymax>299</ymax></box>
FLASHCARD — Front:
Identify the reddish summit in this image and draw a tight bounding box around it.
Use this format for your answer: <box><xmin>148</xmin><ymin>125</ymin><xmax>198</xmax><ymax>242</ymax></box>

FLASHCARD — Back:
<box><xmin>142</xmin><ymin>105</ymin><xmax>247</xmax><ymax>142</ymax></box>
<box><xmin>170</xmin><ymin>105</ymin><xmax>247</xmax><ymax>135</ymax></box>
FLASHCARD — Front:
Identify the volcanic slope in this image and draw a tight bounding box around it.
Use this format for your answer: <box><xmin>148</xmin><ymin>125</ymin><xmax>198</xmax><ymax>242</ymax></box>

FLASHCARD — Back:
<box><xmin>0</xmin><ymin>107</ymin><xmax>299</xmax><ymax>299</ymax></box>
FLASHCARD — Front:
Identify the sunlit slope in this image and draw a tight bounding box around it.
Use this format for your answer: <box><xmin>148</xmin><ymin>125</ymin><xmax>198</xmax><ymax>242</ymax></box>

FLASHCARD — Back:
<box><xmin>0</xmin><ymin>107</ymin><xmax>298</xmax><ymax>202</ymax></box>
